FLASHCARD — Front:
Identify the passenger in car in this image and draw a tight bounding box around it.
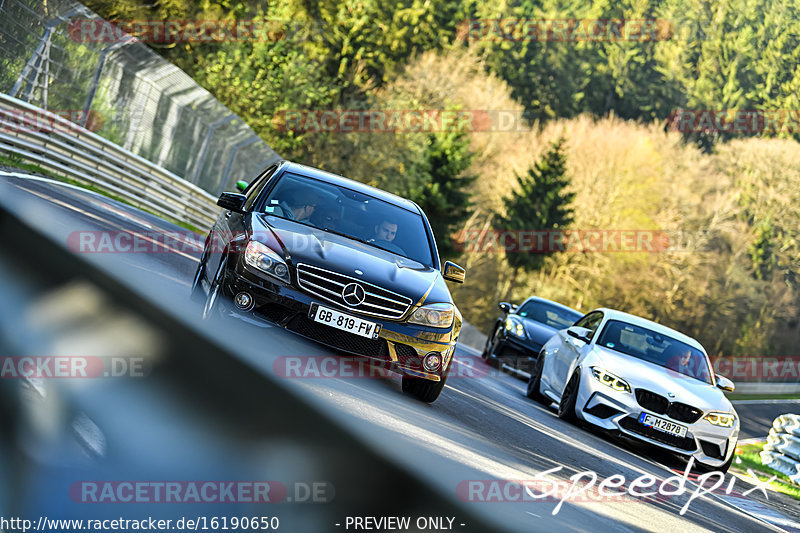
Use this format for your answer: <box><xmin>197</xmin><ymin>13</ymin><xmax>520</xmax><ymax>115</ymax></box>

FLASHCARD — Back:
<box><xmin>273</xmin><ymin>188</ymin><xmax>320</xmax><ymax>222</ymax></box>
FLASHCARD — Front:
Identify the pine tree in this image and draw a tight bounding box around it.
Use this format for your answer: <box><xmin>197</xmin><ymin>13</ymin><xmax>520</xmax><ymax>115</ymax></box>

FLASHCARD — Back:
<box><xmin>414</xmin><ymin>130</ymin><xmax>476</xmax><ymax>260</ymax></box>
<box><xmin>500</xmin><ymin>138</ymin><xmax>574</xmax><ymax>298</ymax></box>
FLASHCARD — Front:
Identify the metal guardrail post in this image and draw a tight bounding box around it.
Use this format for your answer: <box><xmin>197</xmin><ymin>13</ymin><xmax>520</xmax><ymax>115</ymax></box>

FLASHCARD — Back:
<box><xmin>10</xmin><ymin>5</ymin><xmax>87</xmax><ymax>103</ymax></box>
<box><xmin>81</xmin><ymin>40</ymin><xmax>129</xmax><ymax>127</ymax></box>
<box><xmin>123</xmin><ymin>81</ymin><xmax>155</xmax><ymax>152</ymax></box>
<box><xmin>11</xmin><ymin>26</ymin><xmax>52</xmax><ymax>101</ymax></box>
<box><xmin>149</xmin><ymin>68</ymin><xmax>185</xmax><ymax>168</ymax></box>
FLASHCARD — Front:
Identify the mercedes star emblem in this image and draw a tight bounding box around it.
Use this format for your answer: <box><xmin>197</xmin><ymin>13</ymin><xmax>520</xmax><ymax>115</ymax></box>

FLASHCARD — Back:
<box><xmin>342</xmin><ymin>283</ymin><xmax>366</xmax><ymax>306</ymax></box>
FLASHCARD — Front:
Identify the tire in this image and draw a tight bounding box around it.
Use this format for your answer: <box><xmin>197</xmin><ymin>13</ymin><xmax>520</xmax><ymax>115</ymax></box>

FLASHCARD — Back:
<box><xmin>526</xmin><ymin>353</ymin><xmax>550</xmax><ymax>405</ymax></box>
<box><xmin>558</xmin><ymin>369</ymin><xmax>581</xmax><ymax>422</ymax></box>
<box><xmin>482</xmin><ymin>323</ymin><xmax>501</xmax><ymax>362</ymax></box>
<box><xmin>190</xmin><ymin>244</ymin><xmax>209</xmax><ymax>303</ymax></box>
<box><xmin>202</xmin><ymin>254</ymin><xmax>228</xmax><ymax>320</ymax></box>
<box><xmin>402</xmin><ymin>361</ymin><xmax>451</xmax><ymax>403</ymax></box>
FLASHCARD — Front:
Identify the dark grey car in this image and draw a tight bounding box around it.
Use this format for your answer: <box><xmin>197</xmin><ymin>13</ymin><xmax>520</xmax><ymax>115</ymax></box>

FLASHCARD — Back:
<box><xmin>482</xmin><ymin>297</ymin><xmax>582</xmax><ymax>373</ymax></box>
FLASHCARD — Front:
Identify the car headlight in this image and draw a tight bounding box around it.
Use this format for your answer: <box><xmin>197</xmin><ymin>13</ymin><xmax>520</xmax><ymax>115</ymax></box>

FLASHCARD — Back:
<box><xmin>704</xmin><ymin>412</ymin><xmax>736</xmax><ymax>427</ymax></box>
<box><xmin>408</xmin><ymin>303</ymin><xmax>455</xmax><ymax>328</ymax></box>
<box><xmin>590</xmin><ymin>366</ymin><xmax>631</xmax><ymax>393</ymax></box>
<box><xmin>244</xmin><ymin>241</ymin><xmax>290</xmax><ymax>283</ymax></box>
<box><xmin>505</xmin><ymin>318</ymin><xmax>526</xmax><ymax>338</ymax></box>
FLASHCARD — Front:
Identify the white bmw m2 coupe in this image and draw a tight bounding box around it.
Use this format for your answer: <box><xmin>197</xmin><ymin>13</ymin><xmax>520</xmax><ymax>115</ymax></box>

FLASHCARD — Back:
<box><xmin>526</xmin><ymin>308</ymin><xmax>738</xmax><ymax>472</ymax></box>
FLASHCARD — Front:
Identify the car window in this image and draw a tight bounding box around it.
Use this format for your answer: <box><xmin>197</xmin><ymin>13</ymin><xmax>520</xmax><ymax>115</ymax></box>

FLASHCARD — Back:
<box><xmin>596</xmin><ymin>320</ymin><xmax>713</xmax><ymax>384</ymax></box>
<box><xmin>259</xmin><ymin>173</ymin><xmax>435</xmax><ymax>267</ymax></box>
<box><xmin>517</xmin><ymin>301</ymin><xmax>581</xmax><ymax>329</ymax></box>
<box><xmin>574</xmin><ymin>311</ymin><xmax>603</xmax><ymax>339</ymax></box>
<box><xmin>243</xmin><ymin>165</ymin><xmax>278</xmax><ymax>211</ymax></box>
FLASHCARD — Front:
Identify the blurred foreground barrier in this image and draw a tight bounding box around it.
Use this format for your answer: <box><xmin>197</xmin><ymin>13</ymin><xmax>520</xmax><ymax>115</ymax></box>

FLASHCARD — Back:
<box><xmin>0</xmin><ymin>92</ymin><xmax>219</xmax><ymax>229</ymax></box>
<box><xmin>761</xmin><ymin>414</ymin><xmax>800</xmax><ymax>483</ymax></box>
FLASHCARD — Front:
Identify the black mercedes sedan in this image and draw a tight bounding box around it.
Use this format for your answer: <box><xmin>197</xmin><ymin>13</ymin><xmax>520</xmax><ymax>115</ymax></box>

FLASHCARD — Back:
<box><xmin>191</xmin><ymin>161</ymin><xmax>466</xmax><ymax>402</ymax></box>
<box><xmin>482</xmin><ymin>297</ymin><xmax>582</xmax><ymax>373</ymax></box>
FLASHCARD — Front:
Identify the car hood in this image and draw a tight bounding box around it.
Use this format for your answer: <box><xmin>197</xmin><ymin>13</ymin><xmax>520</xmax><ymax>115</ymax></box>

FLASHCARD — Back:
<box><xmin>252</xmin><ymin>214</ymin><xmax>452</xmax><ymax>304</ymax></box>
<box><xmin>517</xmin><ymin>318</ymin><xmax>558</xmax><ymax>345</ymax></box>
<box><xmin>586</xmin><ymin>346</ymin><xmax>733</xmax><ymax>414</ymax></box>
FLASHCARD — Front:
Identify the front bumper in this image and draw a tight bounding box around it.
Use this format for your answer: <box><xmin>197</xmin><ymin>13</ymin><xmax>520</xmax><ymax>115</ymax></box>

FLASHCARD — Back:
<box><xmin>574</xmin><ymin>371</ymin><xmax>738</xmax><ymax>467</ymax></box>
<box><xmin>221</xmin><ymin>261</ymin><xmax>458</xmax><ymax>381</ymax></box>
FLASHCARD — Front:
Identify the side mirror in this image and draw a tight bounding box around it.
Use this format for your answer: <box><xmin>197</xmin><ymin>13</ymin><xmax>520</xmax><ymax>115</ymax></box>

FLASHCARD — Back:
<box><xmin>499</xmin><ymin>302</ymin><xmax>512</xmax><ymax>314</ymax></box>
<box><xmin>716</xmin><ymin>374</ymin><xmax>735</xmax><ymax>392</ymax></box>
<box><xmin>443</xmin><ymin>261</ymin><xmax>466</xmax><ymax>283</ymax></box>
<box><xmin>236</xmin><ymin>180</ymin><xmax>248</xmax><ymax>192</ymax></box>
<box><xmin>567</xmin><ymin>326</ymin><xmax>592</xmax><ymax>344</ymax></box>
<box><xmin>217</xmin><ymin>192</ymin><xmax>246</xmax><ymax>213</ymax></box>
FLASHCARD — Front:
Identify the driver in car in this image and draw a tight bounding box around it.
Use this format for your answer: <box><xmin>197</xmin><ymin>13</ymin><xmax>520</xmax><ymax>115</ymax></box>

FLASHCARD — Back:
<box><xmin>667</xmin><ymin>346</ymin><xmax>709</xmax><ymax>381</ymax></box>
<box><xmin>369</xmin><ymin>219</ymin><xmax>398</xmax><ymax>243</ymax></box>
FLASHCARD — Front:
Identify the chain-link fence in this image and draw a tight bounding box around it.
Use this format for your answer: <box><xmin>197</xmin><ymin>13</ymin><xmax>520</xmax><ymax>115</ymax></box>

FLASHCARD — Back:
<box><xmin>0</xmin><ymin>0</ymin><xmax>279</xmax><ymax>195</ymax></box>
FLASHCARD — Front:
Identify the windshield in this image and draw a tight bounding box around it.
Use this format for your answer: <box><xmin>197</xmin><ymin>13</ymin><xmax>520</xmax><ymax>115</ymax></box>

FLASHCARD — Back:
<box><xmin>596</xmin><ymin>320</ymin><xmax>713</xmax><ymax>384</ymax></box>
<box><xmin>517</xmin><ymin>301</ymin><xmax>582</xmax><ymax>329</ymax></box>
<box><xmin>261</xmin><ymin>173</ymin><xmax>435</xmax><ymax>266</ymax></box>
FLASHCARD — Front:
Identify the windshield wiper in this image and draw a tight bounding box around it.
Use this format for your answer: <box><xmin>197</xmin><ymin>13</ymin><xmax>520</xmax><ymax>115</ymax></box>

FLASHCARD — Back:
<box><xmin>318</xmin><ymin>227</ymin><xmax>377</xmax><ymax>248</ymax></box>
<box><xmin>317</xmin><ymin>227</ymin><xmax>422</xmax><ymax>265</ymax></box>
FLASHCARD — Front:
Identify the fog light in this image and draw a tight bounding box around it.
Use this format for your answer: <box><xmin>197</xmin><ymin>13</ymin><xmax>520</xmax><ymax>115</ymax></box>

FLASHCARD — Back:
<box><xmin>234</xmin><ymin>291</ymin><xmax>254</xmax><ymax>310</ymax></box>
<box><xmin>423</xmin><ymin>352</ymin><xmax>442</xmax><ymax>372</ymax></box>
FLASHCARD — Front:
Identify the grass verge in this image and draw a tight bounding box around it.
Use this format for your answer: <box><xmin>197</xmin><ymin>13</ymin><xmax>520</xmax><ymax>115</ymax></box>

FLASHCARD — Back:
<box><xmin>733</xmin><ymin>442</ymin><xmax>800</xmax><ymax>500</ymax></box>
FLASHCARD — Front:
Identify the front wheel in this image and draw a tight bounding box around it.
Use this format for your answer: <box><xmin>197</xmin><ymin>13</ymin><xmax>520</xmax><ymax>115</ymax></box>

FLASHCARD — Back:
<box><xmin>202</xmin><ymin>254</ymin><xmax>228</xmax><ymax>320</ymax></box>
<box><xmin>557</xmin><ymin>369</ymin><xmax>581</xmax><ymax>422</ymax></box>
<box><xmin>402</xmin><ymin>361</ymin><xmax>451</xmax><ymax>403</ymax></box>
<box><xmin>482</xmin><ymin>324</ymin><xmax>498</xmax><ymax>357</ymax></box>
<box><xmin>526</xmin><ymin>353</ymin><xmax>550</xmax><ymax>405</ymax></box>
<box><xmin>190</xmin><ymin>246</ymin><xmax>209</xmax><ymax>303</ymax></box>
<box><xmin>482</xmin><ymin>323</ymin><xmax>503</xmax><ymax>367</ymax></box>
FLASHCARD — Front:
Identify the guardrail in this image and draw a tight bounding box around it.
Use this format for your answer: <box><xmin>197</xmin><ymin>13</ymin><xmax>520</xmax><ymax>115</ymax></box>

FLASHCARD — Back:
<box><xmin>0</xmin><ymin>92</ymin><xmax>220</xmax><ymax>229</ymax></box>
<box><xmin>760</xmin><ymin>413</ymin><xmax>800</xmax><ymax>483</ymax></box>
